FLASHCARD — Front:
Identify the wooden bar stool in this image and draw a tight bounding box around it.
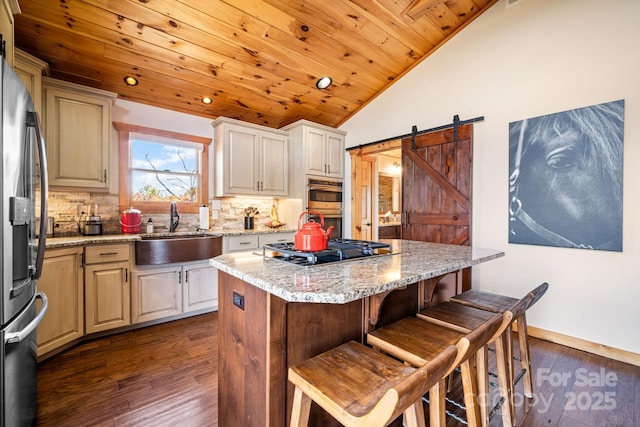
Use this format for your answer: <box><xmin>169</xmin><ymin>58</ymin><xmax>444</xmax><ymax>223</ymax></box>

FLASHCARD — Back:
<box><xmin>288</xmin><ymin>340</ymin><xmax>458</xmax><ymax>427</ymax></box>
<box><xmin>367</xmin><ymin>314</ymin><xmax>503</xmax><ymax>427</ymax></box>
<box><xmin>450</xmin><ymin>282</ymin><xmax>549</xmax><ymax>400</ymax></box>
<box><xmin>417</xmin><ymin>301</ymin><xmax>522</xmax><ymax>426</ymax></box>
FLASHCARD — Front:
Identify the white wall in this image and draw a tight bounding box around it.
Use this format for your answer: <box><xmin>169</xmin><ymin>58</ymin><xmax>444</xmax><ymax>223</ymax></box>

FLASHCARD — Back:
<box><xmin>113</xmin><ymin>99</ymin><xmax>212</xmax><ymax>137</ymax></box>
<box><xmin>340</xmin><ymin>0</ymin><xmax>640</xmax><ymax>355</ymax></box>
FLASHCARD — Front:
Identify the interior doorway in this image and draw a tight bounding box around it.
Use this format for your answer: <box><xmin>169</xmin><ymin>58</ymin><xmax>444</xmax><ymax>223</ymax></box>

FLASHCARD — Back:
<box><xmin>349</xmin><ymin>123</ymin><xmax>474</xmax><ymax>304</ymax></box>
<box><xmin>349</xmin><ymin>139</ymin><xmax>401</xmax><ymax>241</ymax></box>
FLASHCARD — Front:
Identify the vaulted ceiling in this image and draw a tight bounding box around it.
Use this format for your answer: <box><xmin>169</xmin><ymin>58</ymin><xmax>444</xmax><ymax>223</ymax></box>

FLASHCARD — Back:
<box><xmin>14</xmin><ymin>0</ymin><xmax>497</xmax><ymax>129</ymax></box>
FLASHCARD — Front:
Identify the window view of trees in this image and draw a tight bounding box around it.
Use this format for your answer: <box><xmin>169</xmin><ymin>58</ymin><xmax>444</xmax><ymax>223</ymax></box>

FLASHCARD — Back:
<box><xmin>115</xmin><ymin>122</ymin><xmax>211</xmax><ymax>213</ymax></box>
<box><xmin>130</xmin><ymin>136</ymin><xmax>201</xmax><ymax>202</ymax></box>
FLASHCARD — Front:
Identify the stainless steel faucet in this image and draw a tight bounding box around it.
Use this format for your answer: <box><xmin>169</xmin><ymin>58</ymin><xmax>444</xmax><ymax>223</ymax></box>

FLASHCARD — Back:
<box><xmin>170</xmin><ymin>201</ymin><xmax>180</xmax><ymax>232</ymax></box>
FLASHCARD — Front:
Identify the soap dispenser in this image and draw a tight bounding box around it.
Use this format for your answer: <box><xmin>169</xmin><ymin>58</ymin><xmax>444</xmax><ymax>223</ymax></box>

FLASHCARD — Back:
<box><xmin>146</xmin><ymin>218</ymin><xmax>154</xmax><ymax>233</ymax></box>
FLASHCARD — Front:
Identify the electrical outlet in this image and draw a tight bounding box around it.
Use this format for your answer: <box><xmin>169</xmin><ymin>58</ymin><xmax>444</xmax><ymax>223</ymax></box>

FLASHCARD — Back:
<box><xmin>232</xmin><ymin>291</ymin><xmax>245</xmax><ymax>310</ymax></box>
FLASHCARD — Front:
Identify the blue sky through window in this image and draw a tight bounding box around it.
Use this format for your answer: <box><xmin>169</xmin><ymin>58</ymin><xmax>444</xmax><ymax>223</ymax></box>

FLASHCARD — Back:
<box><xmin>130</xmin><ymin>137</ymin><xmax>200</xmax><ymax>201</ymax></box>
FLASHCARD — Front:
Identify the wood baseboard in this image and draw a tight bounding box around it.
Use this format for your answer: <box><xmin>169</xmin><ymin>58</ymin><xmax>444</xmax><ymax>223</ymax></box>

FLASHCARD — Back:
<box><xmin>518</xmin><ymin>324</ymin><xmax>640</xmax><ymax>367</ymax></box>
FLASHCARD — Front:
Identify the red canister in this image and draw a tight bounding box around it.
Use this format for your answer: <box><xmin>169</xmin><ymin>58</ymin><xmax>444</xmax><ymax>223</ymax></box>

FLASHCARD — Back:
<box><xmin>120</xmin><ymin>207</ymin><xmax>143</xmax><ymax>234</ymax></box>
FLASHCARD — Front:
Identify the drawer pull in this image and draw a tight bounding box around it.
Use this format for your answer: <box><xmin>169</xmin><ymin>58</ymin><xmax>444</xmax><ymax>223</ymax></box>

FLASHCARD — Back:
<box><xmin>99</xmin><ymin>252</ymin><xmax>119</xmax><ymax>256</ymax></box>
<box><xmin>239</xmin><ymin>242</ymin><xmax>252</xmax><ymax>245</ymax></box>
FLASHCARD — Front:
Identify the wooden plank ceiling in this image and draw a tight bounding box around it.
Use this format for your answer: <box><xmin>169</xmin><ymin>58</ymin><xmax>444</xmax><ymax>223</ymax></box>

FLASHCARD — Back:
<box><xmin>14</xmin><ymin>0</ymin><xmax>497</xmax><ymax>129</ymax></box>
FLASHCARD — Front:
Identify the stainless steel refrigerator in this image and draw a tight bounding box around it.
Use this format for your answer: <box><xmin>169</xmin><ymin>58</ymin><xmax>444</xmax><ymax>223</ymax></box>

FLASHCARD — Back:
<box><xmin>1</xmin><ymin>58</ymin><xmax>49</xmax><ymax>426</ymax></box>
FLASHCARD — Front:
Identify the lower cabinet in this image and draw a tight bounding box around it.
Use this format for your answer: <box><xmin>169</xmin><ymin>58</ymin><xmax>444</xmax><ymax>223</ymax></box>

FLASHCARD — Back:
<box><xmin>223</xmin><ymin>232</ymin><xmax>296</xmax><ymax>253</ymax></box>
<box><xmin>84</xmin><ymin>244</ymin><xmax>131</xmax><ymax>333</ymax></box>
<box><xmin>37</xmin><ymin>241</ymin><xmax>222</xmax><ymax>359</ymax></box>
<box><xmin>131</xmin><ymin>260</ymin><xmax>218</xmax><ymax>324</ymax></box>
<box><xmin>37</xmin><ymin>247</ymin><xmax>84</xmax><ymax>357</ymax></box>
<box><xmin>131</xmin><ymin>266</ymin><xmax>181</xmax><ymax>323</ymax></box>
<box><xmin>183</xmin><ymin>262</ymin><xmax>219</xmax><ymax>312</ymax></box>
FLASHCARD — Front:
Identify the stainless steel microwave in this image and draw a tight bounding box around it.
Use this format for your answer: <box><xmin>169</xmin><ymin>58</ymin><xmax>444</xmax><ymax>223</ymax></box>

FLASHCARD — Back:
<box><xmin>307</xmin><ymin>178</ymin><xmax>343</xmax><ymax>213</ymax></box>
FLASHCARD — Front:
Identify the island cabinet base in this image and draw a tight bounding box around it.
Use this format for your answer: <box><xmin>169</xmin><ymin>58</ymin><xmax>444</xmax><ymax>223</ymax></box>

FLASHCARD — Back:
<box><xmin>217</xmin><ymin>271</ymin><xmax>419</xmax><ymax>426</ymax></box>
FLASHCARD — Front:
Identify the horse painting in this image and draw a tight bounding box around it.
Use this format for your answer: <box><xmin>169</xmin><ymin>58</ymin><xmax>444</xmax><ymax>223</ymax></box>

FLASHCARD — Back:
<box><xmin>508</xmin><ymin>100</ymin><xmax>624</xmax><ymax>251</ymax></box>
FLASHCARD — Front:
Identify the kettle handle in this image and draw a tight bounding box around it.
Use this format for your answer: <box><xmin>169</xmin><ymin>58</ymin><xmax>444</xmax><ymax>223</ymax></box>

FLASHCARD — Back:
<box><xmin>297</xmin><ymin>211</ymin><xmax>325</xmax><ymax>229</ymax></box>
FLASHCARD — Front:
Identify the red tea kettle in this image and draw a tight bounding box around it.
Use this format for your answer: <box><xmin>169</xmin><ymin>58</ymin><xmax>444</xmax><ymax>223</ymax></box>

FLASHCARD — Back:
<box><xmin>294</xmin><ymin>211</ymin><xmax>334</xmax><ymax>251</ymax></box>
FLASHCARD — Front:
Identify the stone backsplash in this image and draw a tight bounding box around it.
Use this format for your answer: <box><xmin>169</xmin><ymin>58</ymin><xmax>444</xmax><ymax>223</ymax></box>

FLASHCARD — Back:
<box><xmin>44</xmin><ymin>190</ymin><xmax>291</xmax><ymax>236</ymax></box>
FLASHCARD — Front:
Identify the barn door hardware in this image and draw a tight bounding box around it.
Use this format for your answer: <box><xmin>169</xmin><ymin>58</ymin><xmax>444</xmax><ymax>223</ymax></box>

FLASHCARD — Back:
<box><xmin>452</xmin><ymin>114</ymin><xmax>461</xmax><ymax>141</ymax></box>
<box><xmin>411</xmin><ymin>125</ymin><xmax>418</xmax><ymax>151</ymax></box>
<box><xmin>347</xmin><ymin>114</ymin><xmax>485</xmax><ymax>153</ymax></box>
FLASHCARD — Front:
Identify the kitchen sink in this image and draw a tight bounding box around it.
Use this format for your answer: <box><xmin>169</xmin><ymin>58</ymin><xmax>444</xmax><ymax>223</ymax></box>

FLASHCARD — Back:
<box><xmin>135</xmin><ymin>233</ymin><xmax>222</xmax><ymax>265</ymax></box>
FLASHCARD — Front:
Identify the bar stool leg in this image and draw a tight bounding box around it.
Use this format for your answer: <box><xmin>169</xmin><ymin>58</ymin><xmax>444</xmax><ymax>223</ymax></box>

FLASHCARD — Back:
<box><xmin>517</xmin><ymin>314</ymin><xmax>533</xmax><ymax>398</ymax></box>
<box><xmin>476</xmin><ymin>346</ymin><xmax>490</xmax><ymax>427</ymax></box>
<box><xmin>495</xmin><ymin>332</ymin><xmax>514</xmax><ymax>426</ymax></box>
<box><xmin>428</xmin><ymin>380</ymin><xmax>447</xmax><ymax>427</ymax></box>
<box><xmin>290</xmin><ymin>386</ymin><xmax>311</xmax><ymax>427</ymax></box>
<box><xmin>403</xmin><ymin>401</ymin><xmax>427</xmax><ymax>427</ymax></box>
<box><xmin>460</xmin><ymin>356</ymin><xmax>481</xmax><ymax>427</ymax></box>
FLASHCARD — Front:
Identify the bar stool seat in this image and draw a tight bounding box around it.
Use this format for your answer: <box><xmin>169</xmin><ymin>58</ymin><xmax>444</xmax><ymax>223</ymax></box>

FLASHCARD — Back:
<box><xmin>288</xmin><ymin>340</ymin><xmax>458</xmax><ymax>427</ymax></box>
<box><xmin>417</xmin><ymin>302</ymin><xmax>518</xmax><ymax>426</ymax></box>
<box><xmin>367</xmin><ymin>314</ymin><xmax>503</xmax><ymax>427</ymax></box>
<box><xmin>450</xmin><ymin>282</ymin><xmax>549</xmax><ymax>399</ymax></box>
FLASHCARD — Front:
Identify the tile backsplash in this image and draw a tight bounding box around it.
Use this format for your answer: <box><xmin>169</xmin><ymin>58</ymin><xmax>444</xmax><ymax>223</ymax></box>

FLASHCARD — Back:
<box><xmin>44</xmin><ymin>191</ymin><xmax>298</xmax><ymax>236</ymax></box>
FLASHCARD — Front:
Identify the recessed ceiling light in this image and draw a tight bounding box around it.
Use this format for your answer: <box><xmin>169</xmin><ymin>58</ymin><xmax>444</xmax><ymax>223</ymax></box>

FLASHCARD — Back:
<box><xmin>202</xmin><ymin>96</ymin><xmax>213</xmax><ymax>104</ymax></box>
<box><xmin>316</xmin><ymin>76</ymin><xmax>332</xmax><ymax>90</ymax></box>
<box><xmin>124</xmin><ymin>76</ymin><xmax>139</xmax><ymax>86</ymax></box>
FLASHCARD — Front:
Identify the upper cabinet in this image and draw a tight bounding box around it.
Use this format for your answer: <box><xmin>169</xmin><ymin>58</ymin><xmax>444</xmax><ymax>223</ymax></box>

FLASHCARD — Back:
<box><xmin>43</xmin><ymin>77</ymin><xmax>116</xmax><ymax>191</ymax></box>
<box><xmin>283</xmin><ymin>119</ymin><xmax>346</xmax><ymax>181</ymax></box>
<box><xmin>0</xmin><ymin>0</ymin><xmax>20</xmax><ymax>67</ymax></box>
<box><xmin>14</xmin><ymin>48</ymin><xmax>49</xmax><ymax>119</ymax></box>
<box><xmin>213</xmin><ymin>117</ymin><xmax>289</xmax><ymax>197</ymax></box>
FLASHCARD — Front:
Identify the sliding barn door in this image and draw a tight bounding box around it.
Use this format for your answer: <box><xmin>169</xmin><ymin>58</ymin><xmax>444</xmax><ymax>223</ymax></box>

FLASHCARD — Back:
<box><xmin>402</xmin><ymin>124</ymin><xmax>473</xmax><ymax>292</ymax></box>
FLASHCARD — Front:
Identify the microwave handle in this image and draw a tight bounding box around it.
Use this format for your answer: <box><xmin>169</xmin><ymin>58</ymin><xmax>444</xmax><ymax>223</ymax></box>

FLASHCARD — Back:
<box><xmin>308</xmin><ymin>184</ymin><xmax>342</xmax><ymax>192</ymax></box>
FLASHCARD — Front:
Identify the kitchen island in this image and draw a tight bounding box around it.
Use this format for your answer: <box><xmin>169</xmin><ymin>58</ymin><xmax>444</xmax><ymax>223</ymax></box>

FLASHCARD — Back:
<box><xmin>210</xmin><ymin>240</ymin><xmax>503</xmax><ymax>426</ymax></box>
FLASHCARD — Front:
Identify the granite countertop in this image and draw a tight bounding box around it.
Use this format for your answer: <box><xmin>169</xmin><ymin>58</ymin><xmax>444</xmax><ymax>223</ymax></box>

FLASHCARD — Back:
<box><xmin>209</xmin><ymin>240</ymin><xmax>504</xmax><ymax>304</ymax></box>
<box><xmin>44</xmin><ymin>227</ymin><xmax>295</xmax><ymax>249</ymax></box>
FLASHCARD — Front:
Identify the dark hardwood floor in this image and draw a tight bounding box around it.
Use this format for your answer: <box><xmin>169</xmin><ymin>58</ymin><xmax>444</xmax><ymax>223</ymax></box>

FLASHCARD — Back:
<box><xmin>36</xmin><ymin>313</ymin><xmax>218</xmax><ymax>426</ymax></box>
<box><xmin>35</xmin><ymin>312</ymin><xmax>640</xmax><ymax>426</ymax></box>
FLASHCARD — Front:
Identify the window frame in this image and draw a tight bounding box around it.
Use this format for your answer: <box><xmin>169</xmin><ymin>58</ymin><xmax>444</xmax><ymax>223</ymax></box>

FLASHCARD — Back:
<box><xmin>114</xmin><ymin>122</ymin><xmax>211</xmax><ymax>214</ymax></box>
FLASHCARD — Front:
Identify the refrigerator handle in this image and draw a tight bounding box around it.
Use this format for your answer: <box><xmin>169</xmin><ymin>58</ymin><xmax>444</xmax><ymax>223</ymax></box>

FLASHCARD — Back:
<box><xmin>28</xmin><ymin>111</ymin><xmax>49</xmax><ymax>280</ymax></box>
<box><xmin>5</xmin><ymin>292</ymin><xmax>48</xmax><ymax>345</ymax></box>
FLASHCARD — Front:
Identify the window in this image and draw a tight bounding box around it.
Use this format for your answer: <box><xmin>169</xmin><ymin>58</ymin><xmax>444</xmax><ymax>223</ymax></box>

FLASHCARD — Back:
<box><xmin>114</xmin><ymin>122</ymin><xmax>211</xmax><ymax>214</ymax></box>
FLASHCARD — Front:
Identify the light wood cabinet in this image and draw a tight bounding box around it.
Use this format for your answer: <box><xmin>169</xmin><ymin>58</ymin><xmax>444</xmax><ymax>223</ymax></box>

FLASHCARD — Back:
<box><xmin>257</xmin><ymin>232</ymin><xmax>296</xmax><ymax>247</ymax></box>
<box><xmin>0</xmin><ymin>0</ymin><xmax>20</xmax><ymax>67</ymax></box>
<box><xmin>223</xmin><ymin>232</ymin><xmax>295</xmax><ymax>253</ymax></box>
<box><xmin>37</xmin><ymin>247</ymin><xmax>84</xmax><ymax>357</ymax></box>
<box><xmin>131</xmin><ymin>266</ymin><xmax>182</xmax><ymax>323</ymax></box>
<box><xmin>14</xmin><ymin>48</ymin><xmax>49</xmax><ymax>118</ymax></box>
<box><xmin>43</xmin><ymin>77</ymin><xmax>116</xmax><ymax>190</ymax></box>
<box><xmin>213</xmin><ymin>117</ymin><xmax>289</xmax><ymax>197</ymax></box>
<box><xmin>283</xmin><ymin>119</ymin><xmax>346</xmax><ymax>187</ymax></box>
<box><xmin>131</xmin><ymin>260</ymin><xmax>218</xmax><ymax>323</ymax></box>
<box><xmin>84</xmin><ymin>244</ymin><xmax>131</xmax><ymax>333</ymax></box>
<box><xmin>183</xmin><ymin>261</ymin><xmax>218</xmax><ymax>312</ymax></box>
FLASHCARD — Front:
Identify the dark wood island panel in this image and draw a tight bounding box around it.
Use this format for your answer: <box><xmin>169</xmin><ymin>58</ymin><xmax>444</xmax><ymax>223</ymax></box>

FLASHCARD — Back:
<box><xmin>218</xmin><ymin>271</ymin><xmax>420</xmax><ymax>426</ymax></box>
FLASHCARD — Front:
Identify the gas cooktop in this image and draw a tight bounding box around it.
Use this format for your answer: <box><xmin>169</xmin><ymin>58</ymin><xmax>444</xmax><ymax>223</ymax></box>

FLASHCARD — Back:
<box><xmin>262</xmin><ymin>238</ymin><xmax>393</xmax><ymax>266</ymax></box>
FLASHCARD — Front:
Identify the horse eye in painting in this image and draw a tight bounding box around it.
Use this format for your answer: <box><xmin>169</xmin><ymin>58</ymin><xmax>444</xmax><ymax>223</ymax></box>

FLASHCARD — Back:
<box><xmin>545</xmin><ymin>147</ymin><xmax>579</xmax><ymax>171</ymax></box>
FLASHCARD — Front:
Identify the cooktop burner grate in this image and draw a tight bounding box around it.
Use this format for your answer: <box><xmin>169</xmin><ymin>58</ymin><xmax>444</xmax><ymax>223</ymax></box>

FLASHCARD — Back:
<box><xmin>262</xmin><ymin>238</ymin><xmax>393</xmax><ymax>266</ymax></box>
